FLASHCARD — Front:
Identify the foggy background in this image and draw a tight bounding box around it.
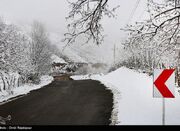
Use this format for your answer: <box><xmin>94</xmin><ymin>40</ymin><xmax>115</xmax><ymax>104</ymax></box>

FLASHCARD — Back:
<box><xmin>0</xmin><ymin>0</ymin><xmax>148</xmax><ymax>64</ymax></box>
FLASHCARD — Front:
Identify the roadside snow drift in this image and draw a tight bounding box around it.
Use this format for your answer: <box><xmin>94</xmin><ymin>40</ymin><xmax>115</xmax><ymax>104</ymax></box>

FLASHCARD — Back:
<box><xmin>0</xmin><ymin>75</ymin><xmax>54</xmax><ymax>104</ymax></box>
<box><xmin>71</xmin><ymin>67</ymin><xmax>180</xmax><ymax>125</ymax></box>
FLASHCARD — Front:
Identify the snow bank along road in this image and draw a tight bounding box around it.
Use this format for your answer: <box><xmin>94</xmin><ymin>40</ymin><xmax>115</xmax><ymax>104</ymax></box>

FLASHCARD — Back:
<box><xmin>0</xmin><ymin>79</ymin><xmax>113</xmax><ymax>125</ymax></box>
<box><xmin>72</xmin><ymin>67</ymin><xmax>180</xmax><ymax>125</ymax></box>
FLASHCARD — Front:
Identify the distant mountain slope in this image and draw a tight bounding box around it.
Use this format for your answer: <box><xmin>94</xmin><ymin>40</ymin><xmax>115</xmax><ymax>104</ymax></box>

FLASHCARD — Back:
<box><xmin>51</xmin><ymin>54</ymin><xmax>67</xmax><ymax>63</ymax></box>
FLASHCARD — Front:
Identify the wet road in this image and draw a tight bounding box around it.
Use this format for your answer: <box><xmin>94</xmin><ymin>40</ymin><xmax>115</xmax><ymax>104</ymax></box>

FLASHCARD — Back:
<box><xmin>0</xmin><ymin>80</ymin><xmax>113</xmax><ymax>125</ymax></box>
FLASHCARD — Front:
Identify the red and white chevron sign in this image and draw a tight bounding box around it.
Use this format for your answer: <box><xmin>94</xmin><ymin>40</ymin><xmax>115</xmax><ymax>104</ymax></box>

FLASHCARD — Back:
<box><xmin>153</xmin><ymin>69</ymin><xmax>175</xmax><ymax>98</ymax></box>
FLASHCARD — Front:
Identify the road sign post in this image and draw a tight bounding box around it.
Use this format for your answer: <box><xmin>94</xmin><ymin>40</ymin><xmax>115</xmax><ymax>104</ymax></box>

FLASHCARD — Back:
<box><xmin>153</xmin><ymin>69</ymin><xmax>175</xmax><ymax>125</ymax></box>
<box><xmin>162</xmin><ymin>98</ymin><xmax>165</xmax><ymax>125</ymax></box>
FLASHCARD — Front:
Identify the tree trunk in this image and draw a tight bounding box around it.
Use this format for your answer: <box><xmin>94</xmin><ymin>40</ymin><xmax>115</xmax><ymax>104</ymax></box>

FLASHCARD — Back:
<box><xmin>0</xmin><ymin>73</ymin><xmax>6</xmax><ymax>91</ymax></box>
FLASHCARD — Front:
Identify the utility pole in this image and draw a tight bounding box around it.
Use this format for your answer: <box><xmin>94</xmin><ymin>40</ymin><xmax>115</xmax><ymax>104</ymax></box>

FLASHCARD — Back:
<box><xmin>114</xmin><ymin>44</ymin><xmax>116</xmax><ymax>65</ymax></box>
<box><xmin>176</xmin><ymin>36</ymin><xmax>180</xmax><ymax>86</ymax></box>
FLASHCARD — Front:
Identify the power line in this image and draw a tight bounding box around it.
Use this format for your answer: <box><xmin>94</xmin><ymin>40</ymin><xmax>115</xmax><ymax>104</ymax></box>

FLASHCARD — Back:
<box><xmin>126</xmin><ymin>0</ymin><xmax>141</xmax><ymax>25</ymax></box>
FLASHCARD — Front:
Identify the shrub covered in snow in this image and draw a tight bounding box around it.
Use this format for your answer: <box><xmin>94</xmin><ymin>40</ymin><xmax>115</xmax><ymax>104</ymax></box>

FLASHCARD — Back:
<box><xmin>0</xmin><ymin>19</ymin><xmax>55</xmax><ymax>94</ymax></box>
<box><xmin>0</xmin><ymin>75</ymin><xmax>54</xmax><ymax>103</ymax></box>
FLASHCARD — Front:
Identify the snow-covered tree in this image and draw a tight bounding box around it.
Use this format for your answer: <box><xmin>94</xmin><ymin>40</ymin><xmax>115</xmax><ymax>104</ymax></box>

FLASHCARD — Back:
<box><xmin>29</xmin><ymin>21</ymin><xmax>52</xmax><ymax>83</ymax></box>
<box><xmin>121</xmin><ymin>0</ymin><xmax>179</xmax><ymax>74</ymax></box>
<box><xmin>0</xmin><ymin>18</ymin><xmax>33</xmax><ymax>93</ymax></box>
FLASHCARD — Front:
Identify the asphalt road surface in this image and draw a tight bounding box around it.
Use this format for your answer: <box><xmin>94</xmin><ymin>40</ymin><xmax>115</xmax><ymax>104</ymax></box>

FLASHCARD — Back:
<box><xmin>0</xmin><ymin>80</ymin><xmax>113</xmax><ymax>125</ymax></box>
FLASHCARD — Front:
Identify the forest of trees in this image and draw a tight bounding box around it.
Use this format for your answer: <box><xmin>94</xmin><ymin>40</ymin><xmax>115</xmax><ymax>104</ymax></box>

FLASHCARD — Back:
<box><xmin>121</xmin><ymin>0</ymin><xmax>180</xmax><ymax>72</ymax></box>
<box><xmin>116</xmin><ymin>0</ymin><xmax>180</xmax><ymax>85</ymax></box>
<box><xmin>0</xmin><ymin>19</ymin><xmax>55</xmax><ymax>94</ymax></box>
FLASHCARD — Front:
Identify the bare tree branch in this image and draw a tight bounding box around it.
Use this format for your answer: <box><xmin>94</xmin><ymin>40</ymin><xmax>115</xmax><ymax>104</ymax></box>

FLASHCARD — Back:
<box><xmin>63</xmin><ymin>0</ymin><xmax>119</xmax><ymax>45</ymax></box>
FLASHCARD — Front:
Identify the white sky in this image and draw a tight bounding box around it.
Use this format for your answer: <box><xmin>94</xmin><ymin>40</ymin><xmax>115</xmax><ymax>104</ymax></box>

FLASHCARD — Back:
<box><xmin>0</xmin><ymin>0</ymin><xmax>148</xmax><ymax>64</ymax></box>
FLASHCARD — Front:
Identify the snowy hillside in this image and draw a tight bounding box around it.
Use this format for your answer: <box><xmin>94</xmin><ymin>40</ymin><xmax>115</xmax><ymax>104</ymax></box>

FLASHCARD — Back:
<box><xmin>50</xmin><ymin>33</ymin><xmax>87</xmax><ymax>63</ymax></box>
<box><xmin>49</xmin><ymin>33</ymin><xmax>124</xmax><ymax>64</ymax></box>
<box><xmin>71</xmin><ymin>67</ymin><xmax>180</xmax><ymax>125</ymax></box>
<box><xmin>62</xmin><ymin>47</ymin><xmax>87</xmax><ymax>63</ymax></box>
<box><xmin>51</xmin><ymin>54</ymin><xmax>67</xmax><ymax>63</ymax></box>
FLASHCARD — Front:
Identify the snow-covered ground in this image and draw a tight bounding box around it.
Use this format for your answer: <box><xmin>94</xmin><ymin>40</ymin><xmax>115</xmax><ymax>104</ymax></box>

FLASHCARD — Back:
<box><xmin>0</xmin><ymin>75</ymin><xmax>54</xmax><ymax>104</ymax></box>
<box><xmin>51</xmin><ymin>54</ymin><xmax>67</xmax><ymax>64</ymax></box>
<box><xmin>71</xmin><ymin>67</ymin><xmax>180</xmax><ymax>125</ymax></box>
